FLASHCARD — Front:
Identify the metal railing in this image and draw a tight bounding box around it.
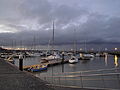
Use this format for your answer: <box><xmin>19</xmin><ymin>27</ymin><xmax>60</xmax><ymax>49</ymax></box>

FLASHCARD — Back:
<box><xmin>40</xmin><ymin>68</ymin><xmax>120</xmax><ymax>89</ymax></box>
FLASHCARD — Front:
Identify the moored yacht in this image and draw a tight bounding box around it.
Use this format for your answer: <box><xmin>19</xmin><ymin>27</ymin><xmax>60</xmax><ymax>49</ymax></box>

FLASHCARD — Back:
<box><xmin>80</xmin><ymin>53</ymin><xmax>94</xmax><ymax>60</ymax></box>
<box><xmin>69</xmin><ymin>55</ymin><xmax>78</xmax><ymax>64</ymax></box>
<box><xmin>41</xmin><ymin>21</ymin><xmax>61</xmax><ymax>63</ymax></box>
<box><xmin>41</xmin><ymin>52</ymin><xmax>61</xmax><ymax>60</ymax></box>
<box><xmin>69</xmin><ymin>29</ymin><xmax>79</xmax><ymax>64</ymax></box>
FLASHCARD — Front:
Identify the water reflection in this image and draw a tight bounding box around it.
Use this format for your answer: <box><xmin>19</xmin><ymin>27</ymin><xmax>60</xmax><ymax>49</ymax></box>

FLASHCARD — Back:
<box><xmin>114</xmin><ymin>55</ymin><xmax>119</xmax><ymax>67</ymax></box>
<box><xmin>61</xmin><ymin>64</ymin><xmax>64</xmax><ymax>73</ymax></box>
<box><xmin>81</xmin><ymin>60</ymin><xmax>90</xmax><ymax>64</ymax></box>
<box><xmin>69</xmin><ymin>64</ymin><xmax>77</xmax><ymax>71</ymax></box>
<box><xmin>104</xmin><ymin>54</ymin><xmax>108</xmax><ymax>66</ymax></box>
<box><xmin>69</xmin><ymin>64</ymin><xmax>76</xmax><ymax>67</ymax></box>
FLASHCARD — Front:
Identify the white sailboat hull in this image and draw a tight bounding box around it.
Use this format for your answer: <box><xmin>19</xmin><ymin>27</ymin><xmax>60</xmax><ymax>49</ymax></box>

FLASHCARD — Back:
<box><xmin>69</xmin><ymin>56</ymin><xmax>78</xmax><ymax>64</ymax></box>
<box><xmin>80</xmin><ymin>54</ymin><xmax>94</xmax><ymax>60</ymax></box>
<box><xmin>69</xmin><ymin>59</ymin><xmax>78</xmax><ymax>64</ymax></box>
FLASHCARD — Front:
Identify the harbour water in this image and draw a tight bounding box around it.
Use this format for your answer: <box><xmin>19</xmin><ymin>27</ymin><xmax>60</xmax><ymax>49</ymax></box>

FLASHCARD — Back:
<box><xmin>14</xmin><ymin>55</ymin><xmax>119</xmax><ymax>73</ymax></box>
<box><xmin>14</xmin><ymin>54</ymin><xmax>120</xmax><ymax>89</ymax></box>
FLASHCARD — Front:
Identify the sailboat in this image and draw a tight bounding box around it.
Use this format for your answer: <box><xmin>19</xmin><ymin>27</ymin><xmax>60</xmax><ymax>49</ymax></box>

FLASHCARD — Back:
<box><xmin>80</xmin><ymin>41</ymin><xmax>94</xmax><ymax>60</ymax></box>
<box><xmin>80</xmin><ymin>53</ymin><xmax>94</xmax><ymax>60</ymax></box>
<box><xmin>41</xmin><ymin>21</ymin><xmax>61</xmax><ymax>62</ymax></box>
<box><xmin>69</xmin><ymin>55</ymin><xmax>78</xmax><ymax>64</ymax></box>
<box><xmin>69</xmin><ymin>29</ymin><xmax>78</xmax><ymax>64</ymax></box>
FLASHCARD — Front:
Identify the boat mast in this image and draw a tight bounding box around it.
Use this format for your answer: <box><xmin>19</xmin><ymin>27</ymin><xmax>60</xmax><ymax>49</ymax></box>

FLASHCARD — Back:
<box><xmin>52</xmin><ymin>21</ymin><xmax>55</xmax><ymax>52</ymax></box>
<box><xmin>73</xmin><ymin>29</ymin><xmax>77</xmax><ymax>55</ymax></box>
<box><xmin>46</xmin><ymin>39</ymin><xmax>51</xmax><ymax>55</ymax></box>
<box><xmin>84</xmin><ymin>40</ymin><xmax>87</xmax><ymax>53</ymax></box>
<box><xmin>33</xmin><ymin>35</ymin><xmax>36</xmax><ymax>50</ymax></box>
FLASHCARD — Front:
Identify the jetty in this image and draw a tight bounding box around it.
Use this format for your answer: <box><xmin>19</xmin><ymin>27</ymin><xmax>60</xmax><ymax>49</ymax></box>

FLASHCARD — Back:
<box><xmin>23</xmin><ymin>59</ymin><xmax>69</xmax><ymax>70</ymax></box>
<box><xmin>0</xmin><ymin>59</ymin><xmax>53</xmax><ymax>90</ymax></box>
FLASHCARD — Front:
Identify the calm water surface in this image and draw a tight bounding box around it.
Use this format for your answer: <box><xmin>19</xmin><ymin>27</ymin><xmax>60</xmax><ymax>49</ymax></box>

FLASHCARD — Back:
<box><xmin>14</xmin><ymin>55</ymin><xmax>120</xmax><ymax>75</ymax></box>
<box><xmin>14</xmin><ymin>55</ymin><xmax>120</xmax><ymax>89</ymax></box>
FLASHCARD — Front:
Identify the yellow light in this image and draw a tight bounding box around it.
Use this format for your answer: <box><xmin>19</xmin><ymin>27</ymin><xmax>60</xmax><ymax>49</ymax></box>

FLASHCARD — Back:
<box><xmin>17</xmin><ymin>48</ymin><xmax>20</xmax><ymax>50</ymax></box>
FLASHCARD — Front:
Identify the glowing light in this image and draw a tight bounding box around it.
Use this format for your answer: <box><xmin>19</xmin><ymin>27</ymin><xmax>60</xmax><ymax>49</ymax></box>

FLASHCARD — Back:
<box><xmin>80</xmin><ymin>53</ymin><xmax>83</xmax><ymax>58</ymax></box>
<box><xmin>17</xmin><ymin>48</ymin><xmax>20</xmax><ymax>50</ymax></box>
<box><xmin>80</xmin><ymin>48</ymin><xmax>82</xmax><ymax>50</ymax></box>
<box><xmin>115</xmin><ymin>48</ymin><xmax>118</xmax><ymax>50</ymax></box>
<box><xmin>16</xmin><ymin>48</ymin><xmax>26</xmax><ymax>50</ymax></box>
<box><xmin>4</xmin><ymin>48</ymin><xmax>13</xmax><ymax>50</ymax></box>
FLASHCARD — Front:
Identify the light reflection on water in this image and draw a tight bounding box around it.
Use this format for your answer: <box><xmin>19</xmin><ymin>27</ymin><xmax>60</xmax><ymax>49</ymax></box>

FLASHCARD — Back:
<box><xmin>104</xmin><ymin>54</ymin><xmax>108</xmax><ymax>66</ymax></box>
<box><xmin>114</xmin><ymin>55</ymin><xmax>119</xmax><ymax>67</ymax></box>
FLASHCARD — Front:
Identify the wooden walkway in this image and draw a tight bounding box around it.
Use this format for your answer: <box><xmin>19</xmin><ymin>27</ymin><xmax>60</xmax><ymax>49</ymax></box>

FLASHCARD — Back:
<box><xmin>23</xmin><ymin>59</ymin><xmax>69</xmax><ymax>69</ymax></box>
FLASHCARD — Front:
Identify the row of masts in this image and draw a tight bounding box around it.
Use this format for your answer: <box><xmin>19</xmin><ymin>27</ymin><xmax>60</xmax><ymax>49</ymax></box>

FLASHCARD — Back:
<box><xmin>0</xmin><ymin>21</ymin><xmax>87</xmax><ymax>52</ymax></box>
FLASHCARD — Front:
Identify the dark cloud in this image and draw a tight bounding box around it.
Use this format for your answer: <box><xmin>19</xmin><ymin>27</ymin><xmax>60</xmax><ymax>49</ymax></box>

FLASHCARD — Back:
<box><xmin>20</xmin><ymin>0</ymin><xmax>52</xmax><ymax>21</ymax></box>
<box><xmin>0</xmin><ymin>0</ymin><xmax>120</xmax><ymax>46</ymax></box>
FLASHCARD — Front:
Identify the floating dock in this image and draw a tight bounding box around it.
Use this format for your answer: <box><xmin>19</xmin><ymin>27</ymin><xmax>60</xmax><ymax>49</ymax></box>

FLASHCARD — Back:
<box><xmin>23</xmin><ymin>59</ymin><xmax>69</xmax><ymax>70</ymax></box>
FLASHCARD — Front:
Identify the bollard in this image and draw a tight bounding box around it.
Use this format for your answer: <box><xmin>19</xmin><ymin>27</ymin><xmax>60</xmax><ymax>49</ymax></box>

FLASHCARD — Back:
<box><xmin>61</xmin><ymin>52</ymin><xmax>65</xmax><ymax>73</ymax></box>
<box><xmin>61</xmin><ymin>52</ymin><xmax>64</xmax><ymax>64</ymax></box>
<box><xmin>19</xmin><ymin>54</ymin><xmax>23</xmax><ymax>71</ymax></box>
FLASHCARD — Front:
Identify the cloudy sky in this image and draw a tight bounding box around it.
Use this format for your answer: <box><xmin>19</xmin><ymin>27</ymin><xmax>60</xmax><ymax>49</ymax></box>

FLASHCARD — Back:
<box><xmin>0</xmin><ymin>0</ymin><xmax>120</xmax><ymax>45</ymax></box>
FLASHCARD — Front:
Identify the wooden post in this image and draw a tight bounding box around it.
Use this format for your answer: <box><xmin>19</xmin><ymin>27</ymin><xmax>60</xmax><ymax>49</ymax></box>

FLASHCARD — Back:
<box><xmin>19</xmin><ymin>54</ymin><xmax>23</xmax><ymax>71</ymax></box>
<box><xmin>62</xmin><ymin>52</ymin><xmax>64</xmax><ymax>64</ymax></box>
<box><xmin>62</xmin><ymin>52</ymin><xmax>64</xmax><ymax>73</ymax></box>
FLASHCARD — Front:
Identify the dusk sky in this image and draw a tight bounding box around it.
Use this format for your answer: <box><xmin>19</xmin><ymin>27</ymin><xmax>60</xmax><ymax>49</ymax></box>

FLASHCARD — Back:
<box><xmin>0</xmin><ymin>0</ymin><xmax>120</xmax><ymax>45</ymax></box>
